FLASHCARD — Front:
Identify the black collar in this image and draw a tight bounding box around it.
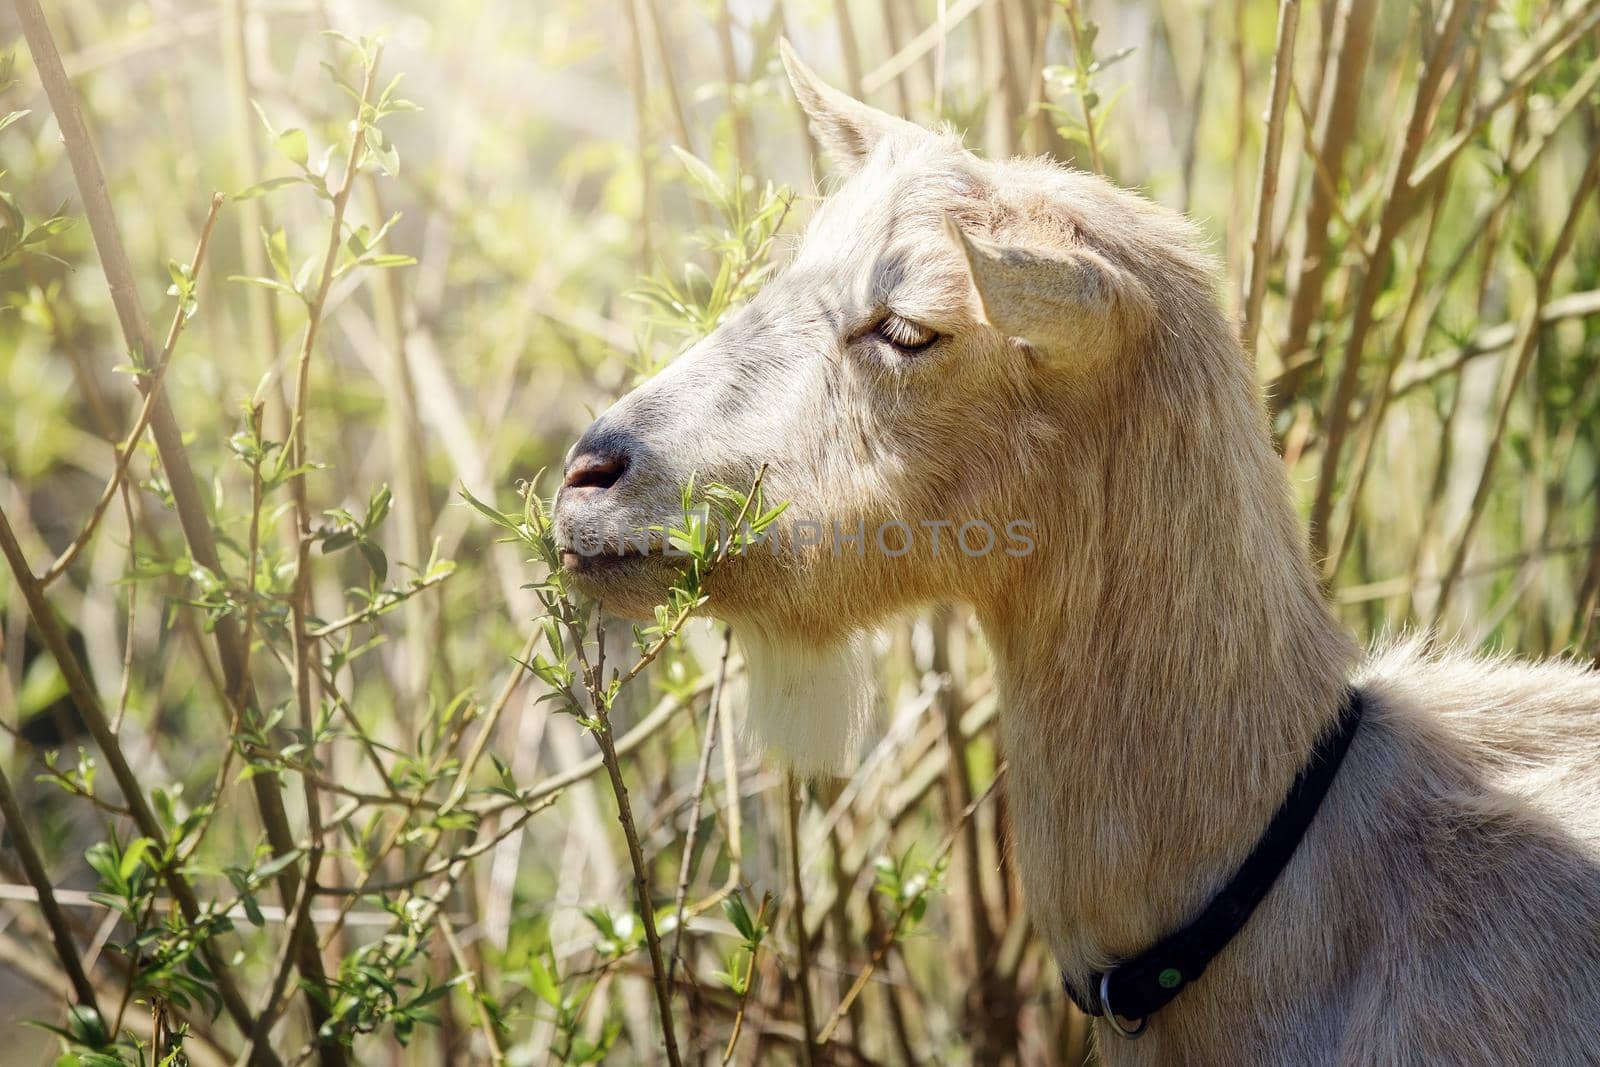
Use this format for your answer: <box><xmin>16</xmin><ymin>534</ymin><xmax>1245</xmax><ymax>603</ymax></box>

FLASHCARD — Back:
<box><xmin>1062</xmin><ymin>687</ymin><xmax>1366</xmax><ymax>1037</ymax></box>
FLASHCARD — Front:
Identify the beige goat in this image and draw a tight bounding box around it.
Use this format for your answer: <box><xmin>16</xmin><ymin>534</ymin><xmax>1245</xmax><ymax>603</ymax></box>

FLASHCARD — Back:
<box><xmin>553</xmin><ymin>44</ymin><xmax>1600</xmax><ymax>1064</ymax></box>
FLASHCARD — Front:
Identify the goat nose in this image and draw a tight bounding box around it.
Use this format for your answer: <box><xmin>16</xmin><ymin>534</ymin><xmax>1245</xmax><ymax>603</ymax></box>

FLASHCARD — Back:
<box><xmin>563</xmin><ymin>448</ymin><xmax>630</xmax><ymax>492</ymax></box>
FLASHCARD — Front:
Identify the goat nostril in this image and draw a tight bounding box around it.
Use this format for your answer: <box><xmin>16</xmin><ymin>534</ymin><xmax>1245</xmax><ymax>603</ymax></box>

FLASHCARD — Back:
<box><xmin>564</xmin><ymin>452</ymin><xmax>629</xmax><ymax>491</ymax></box>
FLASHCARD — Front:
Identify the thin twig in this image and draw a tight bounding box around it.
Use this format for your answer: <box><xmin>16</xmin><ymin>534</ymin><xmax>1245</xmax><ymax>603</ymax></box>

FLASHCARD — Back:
<box><xmin>711</xmin><ymin>0</ymin><xmax>752</xmax><ymax>171</ymax></box>
<box><xmin>815</xmin><ymin>765</ymin><xmax>1009</xmax><ymax>1044</ymax></box>
<box><xmin>0</xmin><ymin>504</ymin><xmax>269</xmax><ymax>1057</ymax></box>
<box><xmin>720</xmin><ymin>894</ymin><xmax>771</xmax><ymax>1065</ymax></box>
<box><xmin>266</xmin><ymin>50</ymin><xmax>386</xmax><ymax>1062</ymax></box>
<box><xmin>1306</xmin><ymin>0</ymin><xmax>1474</xmax><ymax>562</ymax></box>
<box><xmin>621</xmin><ymin>0</ymin><xmax>656</xmax><ymax>268</ymax></box>
<box><xmin>1407</xmin><ymin>0</ymin><xmax>1600</xmax><ymax>191</ymax></box>
<box><xmin>39</xmin><ymin>192</ymin><xmax>226</xmax><ymax>587</ymax></box>
<box><xmin>438</xmin><ymin>626</ymin><xmax>542</xmax><ymax>811</ymax></box>
<box><xmin>111</xmin><ymin>481</ymin><xmax>137</xmax><ymax>734</ymax></box>
<box><xmin>832</xmin><ymin>0</ymin><xmax>866</xmax><ymax>98</ymax></box>
<box><xmin>0</xmin><ymin>758</ymin><xmax>99</xmax><ymax>1012</ymax></box>
<box><xmin>584</xmin><ymin>611</ymin><xmax>685</xmax><ymax>1067</ymax></box>
<box><xmin>667</xmin><ymin>625</ymin><xmax>734</xmax><ymax>986</ymax></box>
<box><xmin>640</xmin><ymin>0</ymin><xmax>697</xmax><ymax>157</ymax></box>
<box><xmin>1058</xmin><ymin>0</ymin><xmax>1104</xmax><ymax>174</ymax></box>
<box><xmin>1271</xmin><ymin>0</ymin><xmax>1376</xmax><ymax>408</ymax></box>
<box><xmin>1432</xmin><ymin>140</ymin><xmax>1600</xmax><ymax>618</ymax></box>
<box><xmin>439</xmin><ymin>914</ymin><xmax>508</xmax><ymax>1065</ymax></box>
<box><xmin>12</xmin><ymin>4</ymin><xmax>336</xmax><ymax>1034</ymax></box>
<box><xmin>472</xmin><ymin>679</ymin><xmax>707</xmax><ymax>818</ymax></box>
<box><xmin>1337</xmin><ymin>538</ymin><xmax>1600</xmax><ymax>606</ymax></box>
<box><xmin>237</xmin><ymin>846</ymin><xmax>325</xmax><ymax>1067</ymax></box>
<box><xmin>860</xmin><ymin>0</ymin><xmax>987</xmax><ymax>97</ymax></box>
<box><xmin>316</xmin><ymin>623</ymin><xmax>540</xmax><ymax>947</ymax></box>
<box><xmin>1177</xmin><ymin>2</ymin><xmax>1216</xmax><ymax>212</ymax></box>
<box><xmin>1226</xmin><ymin>0</ymin><xmax>1249</xmax><ymax>289</ymax></box>
<box><xmin>1239</xmin><ymin>0</ymin><xmax>1300</xmax><ymax>356</ymax></box>
<box><xmin>785</xmin><ymin>775</ymin><xmax>819</xmax><ymax>1066</ymax></box>
<box><xmin>361</xmin><ymin>172</ymin><xmax>437</xmax><ymax>710</ymax></box>
<box><xmin>1391</xmin><ymin>287</ymin><xmax>1600</xmax><ymax>399</ymax></box>
<box><xmin>238</xmin><ymin>401</ymin><xmax>266</xmax><ymax>707</ymax></box>
<box><xmin>930</xmin><ymin>607</ymin><xmax>995</xmax><ymax>1054</ymax></box>
<box><xmin>313</xmin><ymin>792</ymin><xmax>562</xmax><ymax>895</ymax></box>
<box><xmin>285</xmin><ymin>37</ymin><xmax>383</xmax><ymax>895</ymax></box>
<box><xmin>304</xmin><ymin>568</ymin><xmax>457</xmax><ymax>637</ymax></box>
<box><xmin>1323</xmin><ymin>2</ymin><xmax>1492</xmax><ymax>576</ymax></box>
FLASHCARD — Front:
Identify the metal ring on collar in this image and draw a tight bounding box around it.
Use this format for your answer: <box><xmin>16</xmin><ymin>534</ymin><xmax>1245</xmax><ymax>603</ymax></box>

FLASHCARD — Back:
<box><xmin>1099</xmin><ymin>971</ymin><xmax>1149</xmax><ymax>1039</ymax></box>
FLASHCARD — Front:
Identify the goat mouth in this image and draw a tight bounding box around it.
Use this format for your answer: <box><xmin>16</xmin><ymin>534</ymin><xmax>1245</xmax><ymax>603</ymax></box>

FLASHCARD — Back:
<box><xmin>558</xmin><ymin>546</ymin><xmax>684</xmax><ymax>583</ymax></box>
<box><xmin>560</xmin><ymin>547</ymin><xmax>646</xmax><ymax>573</ymax></box>
<box><xmin>558</xmin><ymin>546</ymin><xmax>685</xmax><ymax>616</ymax></box>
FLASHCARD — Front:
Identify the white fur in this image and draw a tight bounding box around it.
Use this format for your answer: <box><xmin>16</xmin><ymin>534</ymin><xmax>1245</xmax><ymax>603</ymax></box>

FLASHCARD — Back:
<box><xmin>736</xmin><ymin>626</ymin><xmax>876</xmax><ymax>777</ymax></box>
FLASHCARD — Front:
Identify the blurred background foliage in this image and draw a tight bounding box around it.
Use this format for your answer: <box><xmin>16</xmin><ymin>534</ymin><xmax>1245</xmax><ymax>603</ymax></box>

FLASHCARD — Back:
<box><xmin>0</xmin><ymin>0</ymin><xmax>1597</xmax><ymax>1063</ymax></box>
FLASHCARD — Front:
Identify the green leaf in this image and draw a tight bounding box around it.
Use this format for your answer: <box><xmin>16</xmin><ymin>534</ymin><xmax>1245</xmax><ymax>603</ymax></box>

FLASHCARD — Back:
<box><xmin>21</xmin><ymin>215</ymin><xmax>73</xmax><ymax>245</ymax></box>
<box><xmin>293</xmin><ymin>252</ymin><xmax>321</xmax><ymax>295</ymax></box>
<box><xmin>264</xmin><ymin>227</ymin><xmax>291</xmax><ymax>281</ymax></box>
<box><xmin>321</xmin><ymin>28</ymin><xmax>365</xmax><ymax>55</ymax></box>
<box><xmin>723</xmin><ymin>893</ymin><xmax>756</xmax><ymax>940</ymax></box>
<box><xmin>152</xmin><ymin>787</ymin><xmax>178</xmax><ymax>832</ymax></box>
<box><xmin>359</xmin><ymin>540</ymin><xmax>388</xmax><ymax>582</ymax></box>
<box><xmin>253</xmin><ymin>848</ymin><xmax>303</xmax><ymax>883</ymax></box>
<box><xmin>458</xmin><ymin>484</ymin><xmax>518</xmax><ymax>531</ymax></box>
<box><xmin>67</xmin><ymin>1004</ymin><xmax>110</xmax><ymax>1049</ymax></box>
<box><xmin>365</xmin><ymin>483</ymin><xmax>393</xmax><ymax>529</ymax></box>
<box><xmin>527</xmin><ymin>957</ymin><xmax>562</xmax><ymax>1008</ymax></box>
<box><xmin>84</xmin><ymin>841</ymin><xmax>122</xmax><ymax>891</ymax></box>
<box><xmin>16</xmin><ymin>657</ymin><xmax>66</xmax><ymax>718</ymax></box>
<box><xmin>118</xmin><ymin>836</ymin><xmax>154</xmax><ymax>881</ymax></box>
<box><xmin>250</xmin><ymin>98</ymin><xmax>277</xmax><ymax>139</ymax></box>
<box><xmin>0</xmin><ymin>189</ymin><xmax>26</xmax><ymax>244</ymax></box>
<box><xmin>233</xmin><ymin>175</ymin><xmax>301</xmax><ymax>200</ymax></box>
<box><xmin>276</xmin><ymin>127</ymin><xmax>309</xmax><ymax>168</ymax></box>
<box><xmin>228</xmin><ymin>274</ymin><xmax>300</xmax><ymax>299</ymax></box>
<box><xmin>364</xmin><ymin>126</ymin><xmax>399</xmax><ymax>176</ymax></box>
<box><xmin>671</xmin><ymin>145</ymin><xmax>728</xmax><ymax>206</ymax></box>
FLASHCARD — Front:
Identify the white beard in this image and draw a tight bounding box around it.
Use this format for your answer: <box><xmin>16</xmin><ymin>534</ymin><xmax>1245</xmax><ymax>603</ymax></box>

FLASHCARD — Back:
<box><xmin>735</xmin><ymin>626</ymin><xmax>875</xmax><ymax>778</ymax></box>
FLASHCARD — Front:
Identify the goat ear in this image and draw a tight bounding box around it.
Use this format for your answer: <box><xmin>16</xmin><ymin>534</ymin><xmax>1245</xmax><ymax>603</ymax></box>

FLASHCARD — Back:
<box><xmin>944</xmin><ymin>216</ymin><xmax>1154</xmax><ymax>359</ymax></box>
<box><xmin>780</xmin><ymin>38</ymin><xmax>922</xmax><ymax>175</ymax></box>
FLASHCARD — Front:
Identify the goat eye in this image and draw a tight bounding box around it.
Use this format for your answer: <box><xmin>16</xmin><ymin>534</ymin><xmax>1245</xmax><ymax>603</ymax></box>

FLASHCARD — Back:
<box><xmin>873</xmin><ymin>314</ymin><xmax>939</xmax><ymax>354</ymax></box>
